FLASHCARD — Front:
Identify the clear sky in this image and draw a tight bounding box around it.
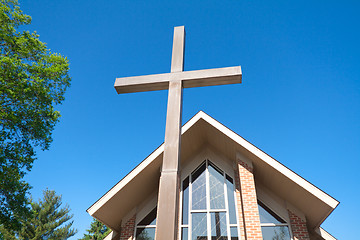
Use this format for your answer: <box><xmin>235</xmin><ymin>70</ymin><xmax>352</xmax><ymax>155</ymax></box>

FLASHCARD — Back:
<box><xmin>19</xmin><ymin>0</ymin><xmax>359</xmax><ymax>239</ymax></box>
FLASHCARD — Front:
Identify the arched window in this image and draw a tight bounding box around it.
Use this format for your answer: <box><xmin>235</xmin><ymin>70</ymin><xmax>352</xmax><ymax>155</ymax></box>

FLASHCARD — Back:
<box><xmin>258</xmin><ymin>201</ymin><xmax>291</xmax><ymax>240</ymax></box>
<box><xmin>180</xmin><ymin>160</ymin><xmax>240</xmax><ymax>240</ymax></box>
<box><xmin>135</xmin><ymin>207</ymin><xmax>157</xmax><ymax>240</ymax></box>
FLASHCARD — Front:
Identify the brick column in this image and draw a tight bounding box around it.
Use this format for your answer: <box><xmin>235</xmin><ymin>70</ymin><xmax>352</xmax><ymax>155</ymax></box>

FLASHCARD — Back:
<box><xmin>288</xmin><ymin>210</ymin><xmax>310</xmax><ymax>240</ymax></box>
<box><xmin>120</xmin><ymin>215</ymin><xmax>136</xmax><ymax>240</ymax></box>
<box><xmin>234</xmin><ymin>153</ymin><xmax>262</xmax><ymax>240</ymax></box>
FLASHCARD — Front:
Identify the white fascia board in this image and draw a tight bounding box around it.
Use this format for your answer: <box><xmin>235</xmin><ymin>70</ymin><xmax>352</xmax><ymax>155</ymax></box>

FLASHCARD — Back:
<box><xmin>315</xmin><ymin>227</ymin><xmax>337</xmax><ymax>240</ymax></box>
<box><xmin>198</xmin><ymin>112</ymin><xmax>339</xmax><ymax>209</ymax></box>
<box><xmin>87</xmin><ymin>111</ymin><xmax>203</xmax><ymax>216</ymax></box>
<box><xmin>103</xmin><ymin>231</ymin><xmax>118</xmax><ymax>240</ymax></box>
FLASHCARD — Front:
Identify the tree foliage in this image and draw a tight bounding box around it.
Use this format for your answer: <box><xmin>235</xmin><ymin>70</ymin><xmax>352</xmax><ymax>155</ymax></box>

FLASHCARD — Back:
<box><xmin>0</xmin><ymin>189</ymin><xmax>77</xmax><ymax>240</ymax></box>
<box><xmin>0</xmin><ymin>0</ymin><xmax>71</xmax><ymax>230</ymax></box>
<box><xmin>79</xmin><ymin>218</ymin><xmax>111</xmax><ymax>240</ymax></box>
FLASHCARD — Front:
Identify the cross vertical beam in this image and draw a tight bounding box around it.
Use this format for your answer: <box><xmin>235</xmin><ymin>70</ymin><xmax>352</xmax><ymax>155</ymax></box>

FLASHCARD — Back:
<box><xmin>155</xmin><ymin>26</ymin><xmax>185</xmax><ymax>240</ymax></box>
<box><xmin>113</xmin><ymin>26</ymin><xmax>242</xmax><ymax>240</ymax></box>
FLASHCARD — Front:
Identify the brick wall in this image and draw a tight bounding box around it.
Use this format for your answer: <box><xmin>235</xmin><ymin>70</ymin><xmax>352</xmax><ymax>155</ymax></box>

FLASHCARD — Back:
<box><xmin>288</xmin><ymin>210</ymin><xmax>310</xmax><ymax>240</ymax></box>
<box><xmin>235</xmin><ymin>158</ymin><xmax>263</xmax><ymax>240</ymax></box>
<box><xmin>120</xmin><ymin>215</ymin><xmax>136</xmax><ymax>240</ymax></box>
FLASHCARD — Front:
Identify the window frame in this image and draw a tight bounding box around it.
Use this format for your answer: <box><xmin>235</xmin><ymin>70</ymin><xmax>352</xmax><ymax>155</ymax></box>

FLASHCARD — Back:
<box><xmin>258</xmin><ymin>201</ymin><xmax>293</xmax><ymax>240</ymax></box>
<box><xmin>133</xmin><ymin>195</ymin><xmax>158</xmax><ymax>240</ymax></box>
<box><xmin>179</xmin><ymin>158</ymin><xmax>241</xmax><ymax>240</ymax></box>
<box><xmin>134</xmin><ymin>208</ymin><xmax>157</xmax><ymax>240</ymax></box>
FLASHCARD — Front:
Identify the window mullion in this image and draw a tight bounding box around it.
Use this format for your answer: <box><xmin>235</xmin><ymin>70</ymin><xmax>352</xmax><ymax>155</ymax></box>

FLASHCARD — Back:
<box><xmin>223</xmin><ymin>172</ymin><xmax>231</xmax><ymax>240</ymax></box>
<box><xmin>233</xmin><ymin>181</ymin><xmax>241</xmax><ymax>240</ymax></box>
<box><xmin>189</xmin><ymin>174</ymin><xmax>192</xmax><ymax>240</ymax></box>
<box><xmin>179</xmin><ymin>180</ymin><xmax>183</xmax><ymax>240</ymax></box>
<box><xmin>206</xmin><ymin>160</ymin><xmax>211</xmax><ymax>240</ymax></box>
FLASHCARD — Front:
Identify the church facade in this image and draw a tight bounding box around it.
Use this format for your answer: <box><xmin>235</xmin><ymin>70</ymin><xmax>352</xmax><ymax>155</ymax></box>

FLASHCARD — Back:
<box><xmin>87</xmin><ymin>111</ymin><xmax>338</xmax><ymax>240</ymax></box>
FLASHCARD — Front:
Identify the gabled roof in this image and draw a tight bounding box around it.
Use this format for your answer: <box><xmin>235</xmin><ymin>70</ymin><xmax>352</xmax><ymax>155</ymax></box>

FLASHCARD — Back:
<box><xmin>87</xmin><ymin>111</ymin><xmax>338</xmax><ymax>237</ymax></box>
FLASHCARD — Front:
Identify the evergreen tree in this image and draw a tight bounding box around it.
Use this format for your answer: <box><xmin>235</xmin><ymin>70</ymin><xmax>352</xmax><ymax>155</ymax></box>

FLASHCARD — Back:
<box><xmin>79</xmin><ymin>218</ymin><xmax>111</xmax><ymax>240</ymax></box>
<box><xmin>0</xmin><ymin>0</ymin><xmax>71</xmax><ymax>230</ymax></box>
<box><xmin>0</xmin><ymin>189</ymin><xmax>77</xmax><ymax>240</ymax></box>
<box><xmin>0</xmin><ymin>225</ymin><xmax>16</xmax><ymax>240</ymax></box>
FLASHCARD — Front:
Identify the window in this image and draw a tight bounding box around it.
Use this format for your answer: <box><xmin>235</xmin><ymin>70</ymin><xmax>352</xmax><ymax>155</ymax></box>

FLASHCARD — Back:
<box><xmin>258</xmin><ymin>201</ymin><xmax>291</xmax><ymax>240</ymax></box>
<box><xmin>180</xmin><ymin>160</ymin><xmax>240</xmax><ymax>240</ymax></box>
<box><xmin>135</xmin><ymin>207</ymin><xmax>157</xmax><ymax>240</ymax></box>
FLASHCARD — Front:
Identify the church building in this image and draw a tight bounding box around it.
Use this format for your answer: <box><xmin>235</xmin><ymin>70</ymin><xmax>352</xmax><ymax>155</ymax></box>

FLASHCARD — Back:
<box><xmin>87</xmin><ymin>111</ymin><xmax>338</xmax><ymax>240</ymax></box>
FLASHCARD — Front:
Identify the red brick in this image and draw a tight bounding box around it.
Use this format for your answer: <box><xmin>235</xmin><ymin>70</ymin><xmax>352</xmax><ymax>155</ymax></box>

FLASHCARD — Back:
<box><xmin>234</xmin><ymin>159</ymin><xmax>263</xmax><ymax>240</ymax></box>
<box><xmin>288</xmin><ymin>210</ymin><xmax>310</xmax><ymax>240</ymax></box>
<box><xmin>120</xmin><ymin>215</ymin><xmax>136</xmax><ymax>240</ymax></box>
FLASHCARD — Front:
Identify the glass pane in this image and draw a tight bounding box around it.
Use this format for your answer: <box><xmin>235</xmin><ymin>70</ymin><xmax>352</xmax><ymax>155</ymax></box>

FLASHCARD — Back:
<box><xmin>182</xmin><ymin>227</ymin><xmax>189</xmax><ymax>240</ymax></box>
<box><xmin>226</xmin><ymin>175</ymin><xmax>237</xmax><ymax>224</ymax></box>
<box><xmin>258</xmin><ymin>202</ymin><xmax>285</xmax><ymax>224</ymax></box>
<box><xmin>192</xmin><ymin>213</ymin><xmax>207</xmax><ymax>240</ymax></box>
<box><xmin>230</xmin><ymin>227</ymin><xmax>238</xmax><ymax>240</ymax></box>
<box><xmin>191</xmin><ymin>162</ymin><xmax>207</xmax><ymax>210</ymax></box>
<box><xmin>210</xmin><ymin>212</ymin><xmax>227</xmax><ymax>240</ymax></box>
<box><xmin>209</xmin><ymin>163</ymin><xmax>225</xmax><ymax>209</ymax></box>
<box><xmin>182</xmin><ymin>177</ymin><xmax>189</xmax><ymax>224</ymax></box>
<box><xmin>136</xmin><ymin>227</ymin><xmax>156</xmax><ymax>240</ymax></box>
<box><xmin>138</xmin><ymin>208</ymin><xmax>157</xmax><ymax>226</ymax></box>
<box><xmin>261</xmin><ymin>226</ymin><xmax>291</xmax><ymax>240</ymax></box>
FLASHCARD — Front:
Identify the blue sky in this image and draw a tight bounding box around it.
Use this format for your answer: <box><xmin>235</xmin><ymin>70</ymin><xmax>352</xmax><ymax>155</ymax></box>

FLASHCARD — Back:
<box><xmin>19</xmin><ymin>0</ymin><xmax>359</xmax><ymax>239</ymax></box>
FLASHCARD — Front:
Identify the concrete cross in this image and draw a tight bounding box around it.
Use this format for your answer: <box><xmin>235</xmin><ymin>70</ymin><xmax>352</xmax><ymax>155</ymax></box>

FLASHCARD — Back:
<box><xmin>114</xmin><ymin>26</ymin><xmax>242</xmax><ymax>240</ymax></box>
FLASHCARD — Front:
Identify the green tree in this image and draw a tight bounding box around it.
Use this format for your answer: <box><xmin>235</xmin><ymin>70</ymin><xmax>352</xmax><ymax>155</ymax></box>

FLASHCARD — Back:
<box><xmin>0</xmin><ymin>0</ymin><xmax>71</xmax><ymax>230</ymax></box>
<box><xmin>0</xmin><ymin>189</ymin><xmax>77</xmax><ymax>240</ymax></box>
<box><xmin>79</xmin><ymin>218</ymin><xmax>111</xmax><ymax>240</ymax></box>
<box><xmin>0</xmin><ymin>225</ymin><xmax>16</xmax><ymax>240</ymax></box>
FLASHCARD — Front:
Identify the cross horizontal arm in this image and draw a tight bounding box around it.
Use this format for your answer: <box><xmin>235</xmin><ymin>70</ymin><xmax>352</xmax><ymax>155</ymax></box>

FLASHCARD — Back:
<box><xmin>181</xmin><ymin>66</ymin><xmax>242</xmax><ymax>89</ymax></box>
<box><xmin>114</xmin><ymin>66</ymin><xmax>242</xmax><ymax>94</ymax></box>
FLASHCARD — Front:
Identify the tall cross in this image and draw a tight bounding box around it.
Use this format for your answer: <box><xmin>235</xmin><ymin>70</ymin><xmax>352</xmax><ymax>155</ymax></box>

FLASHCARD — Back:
<box><xmin>114</xmin><ymin>26</ymin><xmax>242</xmax><ymax>240</ymax></box>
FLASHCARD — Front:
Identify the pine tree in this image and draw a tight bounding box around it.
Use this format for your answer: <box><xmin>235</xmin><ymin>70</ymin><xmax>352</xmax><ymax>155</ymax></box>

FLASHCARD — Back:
<box><xmin>79</xmin><ymin>218</ymin><xmax>111</xmax><ymax>240</ymax></box>
<box><xmin>0</xmin><ymin>189</ymin><xmax>77</xmax><ymax>240</ymax></box>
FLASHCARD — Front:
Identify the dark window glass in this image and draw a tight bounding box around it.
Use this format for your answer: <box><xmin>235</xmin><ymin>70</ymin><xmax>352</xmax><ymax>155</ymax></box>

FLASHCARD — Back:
<box><xmin>136</xmin><ymin>227</ymin><xmax>156</xmax><ymax>240</ymax></box>
<box><xmin>192</xmin><ymin>161</ymin><xmax>206</xmax><ymax>182</ymax></box>
<box><xmin>258</xmin><ymin>202</ymin><xmax>285</xmax><ymax>224</ymax></box>
<box><xmin>258</xmin><ymin>202</ymin><xmax>291</xmax><ymax>240</ymax></box>
<box><xmin>261</xmin><ymin>226</ymin><xmax>291</xmax><ymax>240</ymax></box>
<box><xmin>138</xmin><ymin>207</ymin><xmax>157</xmax><ymax>226</ymax></box>
<box><xmin>182</xmin><ymin>177</ymin><xmax>189</xmax><ymax>224</ymax></box>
